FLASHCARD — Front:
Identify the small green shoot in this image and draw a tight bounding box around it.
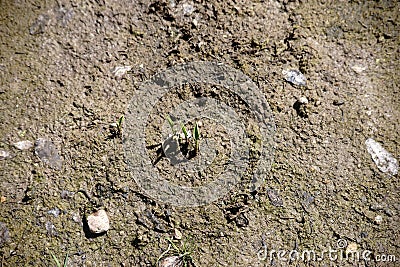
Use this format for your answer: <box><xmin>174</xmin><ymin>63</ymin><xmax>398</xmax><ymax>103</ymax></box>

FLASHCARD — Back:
<box><xmin>157</xmin><ymin>237</ymin><xmax>195</xmax><ymax>267</ymax></box>
<box><xmin>166</xmin><ymin>115</ymin><xmax>175</xmax><ymax>134</ymax></box>
<box><xmin>116</xmin><ymin>115</ymin><xmax>124</xmax><ymax>136</ymax></box>
<box><xmin>181</xmin><ymin>122</ymin><xmax>189</xmax><ymax>141</ymax></box>
<box><xmin>50</xmin><ymin>252</ymin><xmax>69</xmax><ymax>267</ymax></box>
<box><xmin>193</xmin><ymin>122</ymin><xmax>200</xmax><ymax>154</ymax></box>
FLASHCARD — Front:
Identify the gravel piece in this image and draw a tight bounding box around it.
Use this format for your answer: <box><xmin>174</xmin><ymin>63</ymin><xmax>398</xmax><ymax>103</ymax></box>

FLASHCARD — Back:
<box><xmin>0</xmin><ymin>222</ymin><xmax>10</xmax><ymax>246</ymax></box>
<box><xmin>87</xmin><ymin>210</ymin><xmax>110</xmax><ymax>234</ymax></box>
<box><xmin>282</xmin><ymin>69</ymin><xmax>306</xmax><ymax>86</ymax></box>
<box><xmin>112</xmin><ymin>66</ymin><xmax>132</xmax><ymax>79</ymax></box>
<box><xmin>267</xmin><ymin>189</ymin><xmax>283</xmax><ymax>207</ymax></box>
<box><xmin>365</xmin><ymin>138</ymin><xmax>398</xmax><ymax>175</ymax></box>
<box><xmin>48</xmin><ymin>208</ymin><xmax>61</xmax><ymax>217</ymax></box>
<box><xmin>13</xmin><ymin>140</ymin><xmax>34</xmax><ymax>150</ymax></box>
<box><xmin>0</xmin><ymin>150</ymin><xmax>10</xmax><ymax>160</ymax></box>
<box><xmin>158</xmin><ymin>256</ymin><xmax>182</xmax><ymax>267</ymax></box>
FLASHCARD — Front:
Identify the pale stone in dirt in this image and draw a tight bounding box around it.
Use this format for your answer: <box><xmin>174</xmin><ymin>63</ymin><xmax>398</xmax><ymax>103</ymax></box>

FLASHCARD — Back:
<box><xmin>0</xmin><ymin>150</ymin><xmax>10</xmax><ymax>160</ymax></box>
<box><xmin>374</xmin><ymin>215</ymin><xmax>383</xmax><ymax>225</ymax></box>
<box><xmin>158</xmin><ymin>256</ymin><xmax>182</xmax><ymax>267</ymax></box>
<box><xmin>174</xmin><ymin>228</ymin><xmax>182</xmax><ymax>240</ymax></box>
<box><xmin>365</xmin><ymin>138</ymin><xmax>398</xmax><ymax>175</ymax></box>
<box><xmin>13</xmin><ymin>140</ymin><xmax>33</xmax><ymax>150</ymax></box>
<box><xmin>87</xmin><ymin>210</ymin><xmax>110</xmax><ymax>234</ymax></box>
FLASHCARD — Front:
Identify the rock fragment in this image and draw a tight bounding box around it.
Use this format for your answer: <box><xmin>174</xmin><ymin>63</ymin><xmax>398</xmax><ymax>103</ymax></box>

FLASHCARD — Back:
<box><xmin>282</xmin><ymin>69</ymin><xmax>306</xmax><ymax>86</ymax></box>
<box><xmin>365</xmin><ymin>138</ymin><xmax>398</xmax><ymax>175</ymax></box>
<box><xmin>13</xmin><ymin>140</ymin><xmax>34</xmax><ymax>150</ymax></box>
<box><xmin>112</xmin><ymin>66</ymin><xmax>132</xmax><ymax>79</ymax></box>
<box><xmin>158</xmin><ymin>256</ymin><xmax>182</xmax><ymax>267</ymax></box>
<box><xmin>174</xmin><ymin>228</ymin><xmax>182</xmax><ymax>240</ymax></box>
<box><xmin>45</xmin><ymin>221</ymin><xmax>57</xmax><ymax>236</ymax></box>
<box><xmin>87</xmin><ymin>210</ymin><xmax>110</xmax><ymax>234</ymax></box>
<box><xmin>374</xmin><ymin>215</ymin><xmax>383</xmax><ymax>225</ymax></box>
<box><xmin>0</xmin><ymin>150</ymin><xmax>10</xmax><ymax>160</ymax></box>
<box><xmin>267</xmin><ymin>188</ymin><xmax>283</xmax><ymax>207</ymax></box>
<box><xmin>0</xmin><ymin>222</ymin><xmax>10</xmax><ymax>246</ymax></box>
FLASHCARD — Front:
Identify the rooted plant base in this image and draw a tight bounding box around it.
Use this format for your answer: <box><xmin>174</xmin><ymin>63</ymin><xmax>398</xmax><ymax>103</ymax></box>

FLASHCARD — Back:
<box><xmin>146</xmin><ymin>83</ymin><xmax>261</xmax><ymax>188</ymax></box>
<box><xmin>0</xmin><ymin>0</ymin><xmax>399</xmax><ymax>266</ymax></box>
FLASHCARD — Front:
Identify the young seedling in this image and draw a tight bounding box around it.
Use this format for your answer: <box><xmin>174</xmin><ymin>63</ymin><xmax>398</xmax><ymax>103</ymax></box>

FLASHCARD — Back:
<box><xmin>50</xmin><ymin>252</ymin><xmax>69</xmax><ymax>267</ymax></box>
<box><xmin>180</xmin><ymin>122</ymin><xmax>189</xmax><ymax>142</ymax></box>
<box><xmin>166</xmin><ymin>115</ymin><xmax>176</xmax><ymax>134</ymax></box>
<box><xmin>193</xmin><ymin>122</ymin><xmax>200</xmax><ymax>155</ymax></box>
<box><xmin>116</xmin><ymin>115</ymin><xmax>124</xmax><ymax>137</ymax></box>
<box><xmin>157</xmin><ymin>237</ymin><xmax>195</xmax><ymax>267</ymax></box>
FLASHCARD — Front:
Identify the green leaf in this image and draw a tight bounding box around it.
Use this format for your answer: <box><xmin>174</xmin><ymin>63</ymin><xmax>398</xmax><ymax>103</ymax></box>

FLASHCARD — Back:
<box><xmin>63</xmin><ymin>252</ymin><xmax>69</xmax><ymax>267</ymax></box>
<box><xmin>193</xmin><ymin>122</ymin><xmax>200</xmax><ymax>140</ymax></box>
<box><xmin>166</xmin><ymin>115</ymin><xmax>174</xmax><ymax>129</ymax></box>
<box><xmin>181</xmin><ymin>123</ymin><xmax>188</xmax><ymax>139</ymax></box>
<box><xmin>117</xmin><ymin>115</ymin><xmax>124</xmax><ymax>127</ymax></box>
<box><xmin>50</xmin><ymin>252</ymin><xmax>61</xmax><ymax>267</ymax></box>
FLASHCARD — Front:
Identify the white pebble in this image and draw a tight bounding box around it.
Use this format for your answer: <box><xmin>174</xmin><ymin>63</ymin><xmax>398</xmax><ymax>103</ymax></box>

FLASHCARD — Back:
<box><xmin>374</xmin><ymin>215</ymin><xmax>383</xmax><ymax>225</ymax></box>
<box><xmin>0</xmin><ymin>150</ymin><xmax>10</xmax><ymax>160</ymax></box>
<box><xmin>282</xmin><ymin>69</ymin><xmax>306</xmax><ymax>86</ymax></box>
<box><xmin>365</xmin><ymin>138</ymin><xmax>398</xmax><ymax>175</ymax></box>
<box><xmin>112</xmin><ymin>66</ymin><xmax>132</xmax><ymax>79</ymax></box>
<box><xmin>298</xmin><ymin>96</ymin><xmax>308</xmax><ymax>104</ymax></box>
<box><xmin>174</xmin><ymin>228</ymin><xmax>182</xmax><ymax>240</ymax></box>
<box><xmin>87</xmin><ymin>210</ymin><xmax>110</xmax><ymax>234</ymax></box>
<box><xmin>13</xmin><ymin>140</ymin><xmax>33</xmax><ymax>150</ymax></box>
<box><xmin>158</xmin><ymin>256</ymin><xmax>181</xmax><ymax>267</ymax></box>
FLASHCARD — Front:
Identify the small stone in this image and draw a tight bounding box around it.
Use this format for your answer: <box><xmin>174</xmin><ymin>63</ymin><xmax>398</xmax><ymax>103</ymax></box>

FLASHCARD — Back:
<box><xmin>45</xmin><ymin>221</ymin><xmax>57</xmax><ymax>236</ymax></box>
<box><xmin>174</xmin><ymin>228</ymin><xmax>182</xmax><ymax>240</ymax></box>
<box><xmin>0</xmin><ymin>196</ymin><xmax>6</xmax><ymax>203</ymax></box>
<box><xmin>369</xmin><ymin>203</ymin><xmax>384</xmax><ymax>211</ymax></box>
<box><xmin>112</xmin><ymin>66</ymin><xmax>132</xmax><ymax>79</ymax></box>
<box><xmin>374</xmin><ymin>215</ymin><xmax>383</xmax><ymax>225</ymax></box>
<box><xmin>0</xmin><ymin>150</ymin><xmax>10</xmax><ymax>160</ymax></box>
<box><xmin>297</xmin><ymin>96</ymin><xmax>308</xmax><ymax>105</ymax></box>
<box><xmin>182</xmin><ymin>3</ymin><xmax>195</xmax><ymax>15</ymax></box>
<box><xmin>282</xmin><ymin>69</ymin><xmax>306</xmax><ymax>86</ymax></box>
<box><xmin>365</xmin><ymin>138</ymin><xmax>398</xmax><ymax>175</ymax></box>
<box><xmin>0</xmin><ymin>222</ymin><xmax>10</xmax><ymax>246</ymax></box>
<box><xmin>351</xmin><ymin>65</ymin><xmax>366</xmax><ymax>74</ymax></box>
<box><xmin>87</xmin><ymin>210</ymin><xmax>110</xmax><ymax>234</ymax></box>
<box><xmin>158</xmin><ymin>256</ymin><xmax>182</xmax><ymax>267</ymax></box>
<box><xmin>384</xmin><ymin>209</ymin><xmax>394</xmax><ymax>217</ymax></box>
<box><xmin>13</xmin><ymin>140</ymin><xmax>33</xmax><ymax>150</ymax></box>
<box><xmin>35</xmin><ymin>138</ymin><xmax>62</xmax><ymax>170</ymax></box>
<box><xmin>267</xmin><ymin>188</ymin><xmax>283</xmax><ymax>207</ymax></box>
<box><xmin>345</xmin><ymin>242</ymin><xmax>358</xmax><ymax>255</ymax></box>
<box><xmin>48</xmin><ymin>208</ymin><xmax>61</xmax><ymax>217</ymax></box>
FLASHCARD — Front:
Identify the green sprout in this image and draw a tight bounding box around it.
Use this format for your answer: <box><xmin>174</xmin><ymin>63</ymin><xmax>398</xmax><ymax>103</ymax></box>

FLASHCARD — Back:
<box><xmin>50</xmin><ymin>252</ymin><xmax>69</xmax><ymax>267</ymax></box>
<box><xmin>193</xmin><ymin>122</ymin><xmax>200</xmax><ymax>154</ymax></box>
<box><xmin>157</xmin><ymin>237</ymin><xmax>195</xmax><ymax>267</ymax></box>
<box><xmin>116</xmin><ymin>115</ymin><xmax>124</xmax><ymax>136</ymax></box>
<box><xmin>164</xmin><ymin>115</ymin><xmax>201</xmax><ymax>158</ymax></box>
<box><xmin>166</xmin><ymin>115</ymin><xmax>176</xmax><ymax>134</ymax></box>
<box><xmin>181</xmin><ymin>122</ymin><xmax>189</xmax><ymax>141</ymax></box>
